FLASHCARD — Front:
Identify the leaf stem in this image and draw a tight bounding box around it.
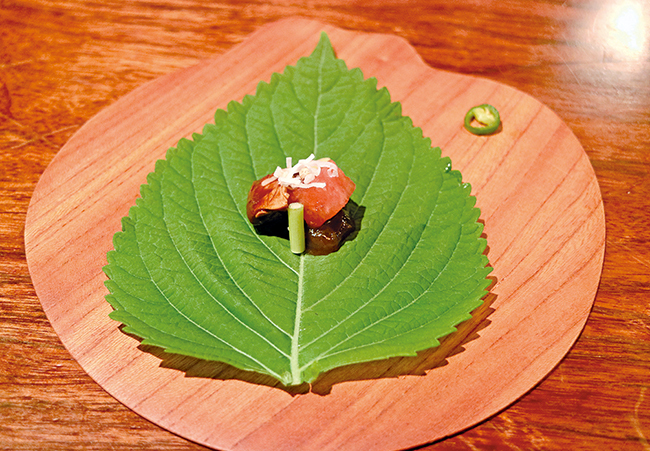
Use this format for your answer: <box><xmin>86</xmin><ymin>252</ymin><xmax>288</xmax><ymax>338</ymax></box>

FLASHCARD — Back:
<box><xmin>288</xmin><ymin>202</ymin><xmax>305</xmax><ymax>254</ymax></box>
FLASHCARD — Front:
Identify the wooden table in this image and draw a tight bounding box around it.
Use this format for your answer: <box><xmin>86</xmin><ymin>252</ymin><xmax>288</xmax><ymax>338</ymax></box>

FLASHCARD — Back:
<box><xmin>2</xmin><ymin>1</ymin><xmax>649</xmax><ymax>450</ymax></box>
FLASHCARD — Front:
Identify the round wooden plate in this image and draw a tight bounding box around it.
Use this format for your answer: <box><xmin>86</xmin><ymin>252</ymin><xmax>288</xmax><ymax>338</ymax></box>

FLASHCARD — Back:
<box><xmin>25</xmin><ymin>18</ymin><xmax>605</xmax><ymax>451</ymax></box>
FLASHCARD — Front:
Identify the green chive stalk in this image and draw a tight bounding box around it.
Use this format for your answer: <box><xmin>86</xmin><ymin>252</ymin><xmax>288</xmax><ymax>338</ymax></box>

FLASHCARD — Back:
<box><xmin>288</xmin><ymin>202</ymin><xmax>305</xmax><ymax>254</ymax></box>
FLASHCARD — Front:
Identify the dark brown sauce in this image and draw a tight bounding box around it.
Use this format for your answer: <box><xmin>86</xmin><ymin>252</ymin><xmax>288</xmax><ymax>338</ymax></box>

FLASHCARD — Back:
<box><xmin>305</xmin><ymin>208</ymin><xmax>355</xmax><ymax>255</ymax></box>
<box><xmin>252</xmin><ymin>203</ymin><xmax>357</xmax><ymax>255</ymax></box>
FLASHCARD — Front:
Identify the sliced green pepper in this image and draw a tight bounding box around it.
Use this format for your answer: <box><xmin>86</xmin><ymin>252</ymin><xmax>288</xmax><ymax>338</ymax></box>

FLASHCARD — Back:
<box><xmin>464</xmin><ymin>104</ymin><xmax>501</xmax><ymax>135</ymax></box>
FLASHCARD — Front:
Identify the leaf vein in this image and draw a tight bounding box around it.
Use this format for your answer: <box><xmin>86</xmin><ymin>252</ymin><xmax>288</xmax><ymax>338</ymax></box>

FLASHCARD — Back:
<box><xmin>303</xmin><ymin>120</ymin><xmax>410</xmax><ymax>312</ymax></box>
<box><xmin>301</xmin><ymin>226</ymin><xmax>463</xmax><ymax>367</ymax></box>
<box><xmin>133</xmin><ymin>215</ymin><xmax>285</xmax><ymax>378</ymax></box>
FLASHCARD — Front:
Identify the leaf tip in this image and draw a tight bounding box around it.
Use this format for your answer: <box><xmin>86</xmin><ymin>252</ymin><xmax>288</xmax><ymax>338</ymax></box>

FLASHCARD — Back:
<box><xmin>313</xmin><ymin>31</ymin><xmax>336</xmax><ymax>59</ymax></box>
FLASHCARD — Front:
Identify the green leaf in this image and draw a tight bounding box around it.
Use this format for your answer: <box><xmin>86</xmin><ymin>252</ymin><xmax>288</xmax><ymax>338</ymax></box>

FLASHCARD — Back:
<box><xmin>103</xmin><ymin>33</ymin><xmax>492</xmax><ymax>386</ymax></box>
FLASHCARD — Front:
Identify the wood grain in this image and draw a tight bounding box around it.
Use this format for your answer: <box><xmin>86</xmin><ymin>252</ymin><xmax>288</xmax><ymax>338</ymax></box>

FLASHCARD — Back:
<box><xmin>3</xmin><ymin>1</ymin><xmax>649</xmax><ymax>450</ymax></box>
<box><xmin>23</xmin><ymin>18</ymin><xmax>604</xmax><ymax>451</ymax></box>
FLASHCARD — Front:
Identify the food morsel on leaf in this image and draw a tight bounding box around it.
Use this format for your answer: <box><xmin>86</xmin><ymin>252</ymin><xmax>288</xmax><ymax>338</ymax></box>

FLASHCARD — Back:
<box><xmin>247</xmin><ymin>154</ymin><xmax>356</xmax><ymax>229</ymax></box>
<box><xmin>103</xmin><ymin>32</ymin><xmax>492</xmax><ymax>387</ymax></box>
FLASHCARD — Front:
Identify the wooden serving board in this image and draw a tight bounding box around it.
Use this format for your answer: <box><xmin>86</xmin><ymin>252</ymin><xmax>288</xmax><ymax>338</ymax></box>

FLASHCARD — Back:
<box><xmin>25</xmin><ymin>18</ymin><xmax>605</xmax><ymax>451</ymax></box>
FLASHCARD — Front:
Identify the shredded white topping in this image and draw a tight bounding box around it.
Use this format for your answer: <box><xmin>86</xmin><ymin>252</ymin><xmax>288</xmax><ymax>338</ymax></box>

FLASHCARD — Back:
<box><xmin>261</xmin><ymin>154</ymin><xmax>339</xmax><ymax>189</ymax></box>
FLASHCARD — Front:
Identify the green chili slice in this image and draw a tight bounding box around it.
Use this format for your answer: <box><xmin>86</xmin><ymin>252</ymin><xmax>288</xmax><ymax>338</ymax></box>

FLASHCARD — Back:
<box><xmin>464</xmin><ymin>104</ymin><xmax>501</xmax><ymax>135</ymax></box>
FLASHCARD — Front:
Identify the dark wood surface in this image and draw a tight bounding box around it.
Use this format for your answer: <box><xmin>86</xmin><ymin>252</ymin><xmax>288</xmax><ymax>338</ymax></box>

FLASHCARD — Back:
<box><xmin>1</xmin><ymin>1</ymin><xmax>648</xmax><ymax>450</ymax></box>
